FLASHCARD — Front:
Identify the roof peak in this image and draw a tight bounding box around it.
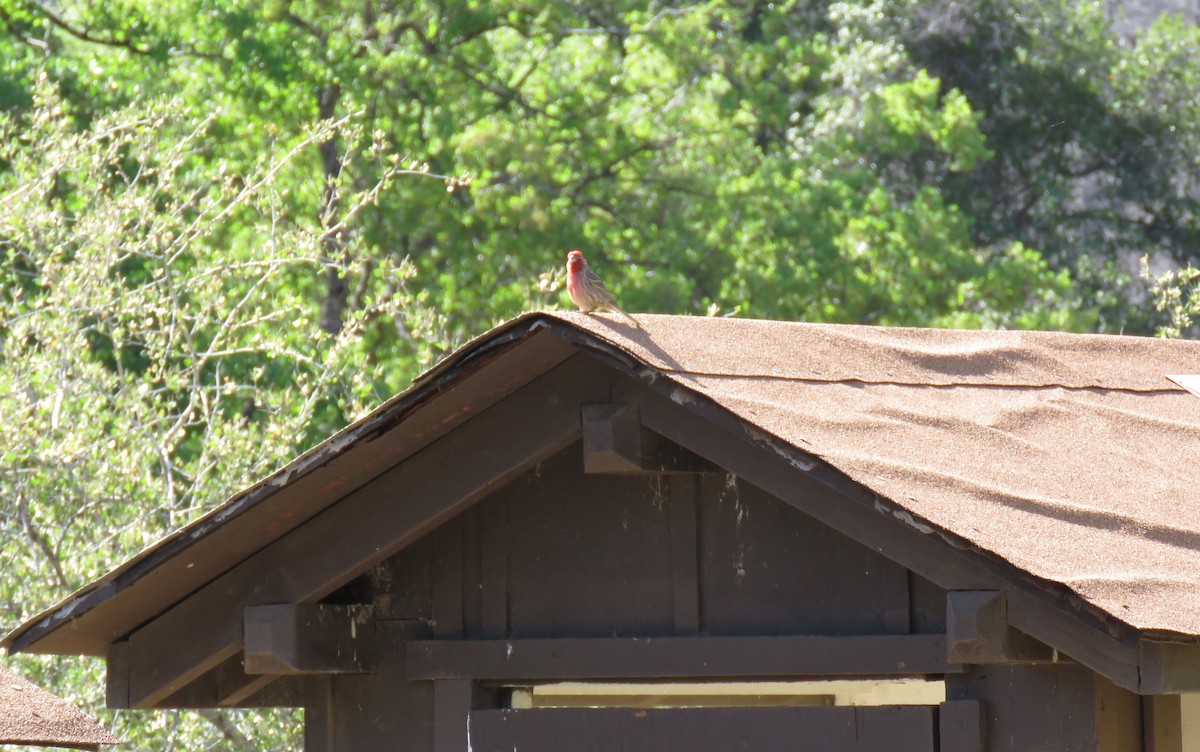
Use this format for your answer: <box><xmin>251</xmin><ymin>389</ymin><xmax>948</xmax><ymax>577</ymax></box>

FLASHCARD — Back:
<box><xmin>533</xmin><ymin>311</ymin><xmax>1199</xmax><ymax>393</ymax></box>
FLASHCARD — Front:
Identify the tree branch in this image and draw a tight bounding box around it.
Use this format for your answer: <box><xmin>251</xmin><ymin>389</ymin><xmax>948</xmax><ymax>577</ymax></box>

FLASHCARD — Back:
<box><xmin>388</xmin><ymin>20</ymin><xmax>438</xmax><ymax>55</ymax></box>
<box><xmin>449</xmin><ymin>56</ymin><xmax>550</xmax><ymax>117</ymax></box>
<box><xmin>0</xmin><ymin>4</ymin><xmax>48</xmax><ymax>52</ymax></box>
<box><xmin>282</xmin><ymin>9</ymin><xmax>325</xmax><ymax>45</ymax></box>
<box><xmin>316</xmin><ymin>84</ymin><xmax>349</xmax><ymax>335</ymax></box>
<box><xmin>16</xmin><ymin>493</ymin><xmax>70</xmax><ymax>592</ymax></box>
<box><xmin>195</xmin><ymin>709</ymin><xmax>256</xmax><ymax>752</ymax></box>
<box><xmin>16</xmin><ymin>0</ymin><xmax>151</xmax><ymax>54</ymax></box>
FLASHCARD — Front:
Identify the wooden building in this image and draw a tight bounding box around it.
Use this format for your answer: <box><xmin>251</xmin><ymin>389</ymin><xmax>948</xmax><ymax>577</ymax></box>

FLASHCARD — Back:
<box><xmin>0</xmin><ymin>663</ymin><xmax>118</xmax><ymax>749</ymax></box>
<box><xmin>4</xmin><ymin>312</ymin><xmax>1200</xmax><ymax>751</ymax></box>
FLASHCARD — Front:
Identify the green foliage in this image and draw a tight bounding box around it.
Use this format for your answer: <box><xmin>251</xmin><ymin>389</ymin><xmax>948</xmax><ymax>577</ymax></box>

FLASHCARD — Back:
<box><xmin>1143</xmin><ymin>256</ymin><xmax>1200</xmax><ymax>338</ymax></box>
<box><xmin>0</xmin><ymin>82</ymin><xmax>447</xmax><ymax>751</ymax></box>
<box><xmin>895</xmin><ymin>0</ymin><xmax>1200</xmax><ymax>330</ymax></box>
<box><xmin>2</xmin><ymin>0</ymin><xmax>1118</xmax><ymax>335</ymax></box>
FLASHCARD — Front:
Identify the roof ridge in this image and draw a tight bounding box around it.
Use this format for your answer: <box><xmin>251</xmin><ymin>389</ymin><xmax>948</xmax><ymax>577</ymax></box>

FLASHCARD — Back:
<box><xmin>659</xmin><ymin>368</ymin><xmax>1186</xmax><ymax>394</ymax></box>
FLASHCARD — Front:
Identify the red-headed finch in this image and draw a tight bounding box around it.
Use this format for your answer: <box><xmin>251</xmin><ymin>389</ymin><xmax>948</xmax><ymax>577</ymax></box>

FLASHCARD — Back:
<box><xmin>565</xmin><ymin>250</ymin><xmax>639</xmax><ymax>328</ymax></box>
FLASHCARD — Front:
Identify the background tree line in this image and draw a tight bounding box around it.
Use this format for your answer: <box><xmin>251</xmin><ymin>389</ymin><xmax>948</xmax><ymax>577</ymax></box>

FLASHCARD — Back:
<box><xmin>0</xmin><ymin>0</ymin><xmax>1197</xmax><ymax>749</ymax></box>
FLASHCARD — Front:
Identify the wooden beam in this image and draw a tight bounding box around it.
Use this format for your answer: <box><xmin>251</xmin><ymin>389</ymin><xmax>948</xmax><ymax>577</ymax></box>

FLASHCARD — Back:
<box><xmin>405</xmin><ymin>635</ymin><xmax>962</xmax><ymax>681</ymax></box>
<box><xmin>1003</xmin><ymin>588</ymin><xmax>1138</xmax><ymax>690</ymax></box>
<box><xmin>582</xmin><ymin>403</ymin><xmax>716</xmax><ymax>475</ymax></box>
<box><xmin>123</xmin><ymin>356</ymin><xmax>609</xmax><ymax>708</ymax></box>
<box><xmin>431</xmin><ymin>521</ymin><xmax>464</xmax><ymax>638</ymax></box>
<box><xmin>156</xmin><ymin>659</ymin><xmax>303</xmax><ymax>709</ymax></box>
<box><xmin>610</xmin><ymin>373</ymin><xmax>1146</xmax><ymax>691</ymax></box>
<box><xmin>243</xmin><ymin>604</ymin><xmax>375</xmax><ymax>675</ymax></box>
<box><xmin>1137</xmin><ymin>641</ymin><xmax>1200</xmax><ymax>693</ymax></box>
<box><xmin>433</xmin><ymin>680</ymin><xmax>472</xmax><ymax>752</ymax></box>
<box><xmin>939</xmin><ymin>700</ymin><xmax>984</xmax><ymax>752</ymax></box>
<box><xmin>214</xmin><ymin>658</ymin><xmax>277</xmax><ymax>707</ymax></box>
<box><xmin>946</xmin><ymin>591</ymin><xmax>1057</xmax><ymax>664</ymax></box>
<box><xmin>948</xmin><ymin>591</ymin><xmax>1005</xmax><ymax>663</ymax></box>
<box><xmin>304</xmin><ymin>677</ymin><xmax>335</xmax><ymax>752</ymax></box>
<box><xmin>669</xmin><ymin>475</ymin><xmax>700</xmax><ymax>635</ymax></box>
<box><xmin>105</xmin><ymin>641</ymin><xmax>129</xmax><ymax>709</ymax></box>
<box><xmin>1143</xmin><ymin>694</ymin><xmax>1184</xmax><ymax>752</ymax></box>
<box><xmin>582</xmin><ymin>404</ymin><xmax>642</xmax><ymax>474</ymax></box>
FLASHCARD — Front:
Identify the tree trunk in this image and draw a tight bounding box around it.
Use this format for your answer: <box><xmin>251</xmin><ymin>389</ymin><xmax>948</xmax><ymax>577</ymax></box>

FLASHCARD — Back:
<box><xmin>317</xmin><ymin>83</ymin><xmax>348</xmax><ymax>335</ymax></box>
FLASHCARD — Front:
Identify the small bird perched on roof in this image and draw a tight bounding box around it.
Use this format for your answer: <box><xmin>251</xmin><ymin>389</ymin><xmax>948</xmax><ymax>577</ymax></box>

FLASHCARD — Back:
<box><xmin>565</xmin><ymin>250</ymin><xmax>640</xmax><ymax>328</ymax></box>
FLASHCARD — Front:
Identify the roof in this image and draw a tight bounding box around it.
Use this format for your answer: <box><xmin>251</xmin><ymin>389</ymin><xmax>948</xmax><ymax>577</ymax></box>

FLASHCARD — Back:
<box><xmin>5</xmin><ymin>312</ymin><xmax>1200</xmax><ymax>659</ymax></box>
<box><xmin>0</xmin><ymin>664</ymin><xmax>119</xmax><ymax>749</ymax></box>
<box><xmin>571</xmin><ymin>314</ymin><xmax>1200</xmax><ymax>638</ymax></box>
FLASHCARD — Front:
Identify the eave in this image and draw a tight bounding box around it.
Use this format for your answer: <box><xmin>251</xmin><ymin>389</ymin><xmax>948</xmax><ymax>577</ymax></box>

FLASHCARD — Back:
<box><xmin>6</xmin><ymin>312</ymin><xmax>1200</xmax><ymax>697</ymax></box>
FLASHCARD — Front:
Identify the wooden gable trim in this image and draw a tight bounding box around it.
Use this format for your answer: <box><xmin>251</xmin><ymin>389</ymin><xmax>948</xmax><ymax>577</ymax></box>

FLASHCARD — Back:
<box><xmin>115</xmin><ymin>354</ymin><xmax>611</xmax><ymax>709</ymax></box>
<box><xmin>6</xmin><ymin>325</ymin><xmax>575</xmax><ymax>658</ymax></box>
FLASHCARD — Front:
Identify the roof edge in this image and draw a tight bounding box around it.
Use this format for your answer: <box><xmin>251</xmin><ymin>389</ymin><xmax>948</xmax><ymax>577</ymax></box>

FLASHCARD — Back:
<box><xmin>3</xmin><ymin>312</ymin><xmax>565</xmax><ymax>655</ymax></box>
<box><xmin>8</xmin><ymin>311</ymin><xmax>1196</xmax><ymax>681</ymax></box>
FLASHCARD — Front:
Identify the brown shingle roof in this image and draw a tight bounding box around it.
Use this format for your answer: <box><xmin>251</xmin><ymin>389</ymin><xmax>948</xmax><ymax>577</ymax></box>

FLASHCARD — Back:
<box><xmin>0</xmin><ymin>664</ymin><xmax>118</xmax><ymax>749</ymax></box>
<box><xmin>557</xmin><ymin>312</ymin><xmax>1200</xmax><ymax>637</ymax></box>
<box><xmin>4</xmin><ymin>312</ymin><xmax>1200</xmax><ymax>661</ymax></box>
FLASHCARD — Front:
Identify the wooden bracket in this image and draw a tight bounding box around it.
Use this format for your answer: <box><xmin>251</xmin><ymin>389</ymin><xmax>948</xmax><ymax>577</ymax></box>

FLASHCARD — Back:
<box><xmin>243</xmin><ymin>603</ymin><xmax>375</xmax><ymax>675</ymax></box>
<box><xmin>582</xmin><ymin>404</ymin><xmax>716</xmax><ymax>475</ymax></box>
<box><xmin>947</xmin><ymin>591</ymin><xmax>1057</xmax><ymax>664</ymax></box>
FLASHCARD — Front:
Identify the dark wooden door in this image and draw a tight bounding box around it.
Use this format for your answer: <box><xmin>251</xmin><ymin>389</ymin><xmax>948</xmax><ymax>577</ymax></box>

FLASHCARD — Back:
<box><xmin>468</xmin><ymin>705</ymin><xmax>936</xmax><ymax>751</ymax></box>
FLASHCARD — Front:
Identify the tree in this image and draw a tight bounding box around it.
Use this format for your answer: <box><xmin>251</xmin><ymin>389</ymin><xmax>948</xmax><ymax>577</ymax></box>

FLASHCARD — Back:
<box><xmin>2</xmin><ymin>1</ymin><xmax>1198</xmax><ymax>748</ymax></box>
<box><xmin>0</xmin><ymin>0</ymin><xmax>1111</xmax><ymax>336</ymax></box>
<box><xmin>0</xmin><ymin>80</ymin><xmax>452</xmax><ymax>750</ymax></box>
<box><xmin>1143</xmin><ymin>258</ymin><xmax>1200</xmax><ymax>338</ymax></box>
<box><xmin>894</xmin><ymin>0</ymin><xmax>1200</xmax><ymax>330</ymax></box>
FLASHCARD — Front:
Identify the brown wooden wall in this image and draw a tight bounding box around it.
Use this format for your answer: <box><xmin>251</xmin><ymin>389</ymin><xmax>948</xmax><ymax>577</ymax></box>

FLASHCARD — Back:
<box><xmin>353</xmin><ymin>441</ymin><xmax>947</xmax><ymax>641</ymax></box>
<box><xmin>310</xmin><ymin>439</ymin><xmax>1144</xmax><ymax>752</ymax></box>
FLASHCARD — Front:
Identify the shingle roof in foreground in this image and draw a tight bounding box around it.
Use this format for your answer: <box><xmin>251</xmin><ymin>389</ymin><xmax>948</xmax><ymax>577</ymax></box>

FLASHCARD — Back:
<box><xmin>0</xmin><ymin>664</ymin><xmax>118</xmax><ymax>749</ymax></box>
<box><xmin>557</xmin><ymin>313</ymin><xmax>1200</xmax><ymax>638</ymax></box>
<box><xmin>5</xmin><ymin>312</ymin><xmax>1200</xmax><ymax>657</ymax></box>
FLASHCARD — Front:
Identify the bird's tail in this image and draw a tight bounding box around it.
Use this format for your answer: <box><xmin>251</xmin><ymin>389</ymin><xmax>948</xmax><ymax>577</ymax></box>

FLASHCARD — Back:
<box><xmin>608</xmin><ymin>305</ymin><xmax>641</xmax><ymax>328</ymax></box>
